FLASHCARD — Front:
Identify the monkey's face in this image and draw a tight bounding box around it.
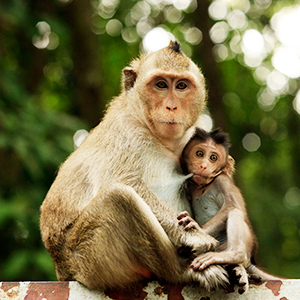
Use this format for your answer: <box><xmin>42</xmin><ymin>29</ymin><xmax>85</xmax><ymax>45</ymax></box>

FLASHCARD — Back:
<box><xmin>183</xmin><ymin>139</ymin><xmax>227</xmax><ymax>186</ymax></box>
<box><xmin>143</xmin><ymin>72</ymin><xmax>201</xmax><ymax>142</ymax></box>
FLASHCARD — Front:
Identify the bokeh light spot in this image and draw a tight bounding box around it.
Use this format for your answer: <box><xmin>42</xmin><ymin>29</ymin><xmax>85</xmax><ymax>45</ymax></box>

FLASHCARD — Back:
<box><xmin>142</xmin><ymin>27</ymin><xmax>175</xmax><ymax>53</ymax></box>
<box><xmin>293</xmin><ymin>90</ymin><xmax>300</xmax><ymax>115</ymax></box>
<box><xmin>242</xmin><ymin>133</ymin><xmax>261</xmax><ymax>152</ymax></box>
<box><xmin>73</xmin><ymin>129</ymin><xmax>89</xmax><ymax>148</ymax></box>
<box><xmin>184</xmin><ymin>27</ymin><xmax>202</xmax><ymax>45</ymax></box>
<box><xmin>272</xmin><ymin>46</ymin><xmax>300</xmax><ymax>79</ymax></box>
<box><xmin>210</xmin><ymin>22</ymin><xmax>229</xmax><ymax>44</ymax></box>
<box><xmin>208</xmin><ymin>1</ymin><xmax>228</xmax><ymax>20</ymax></box>
<box><xmin>242</xmin><ymin>29</ymin><xmax>264</xmax><ymax>57</ymax></box>
<box><xmin>284</xmin><ymin>187</ymin><xmax>300</xmax><ymax>208</ymax></box>
<box><xmin>106</xmin><ymin>19</ymin><xmax>123</xmax><ymax>36</ymax></box>
<box><xmin>198</xmin><ymin>114</ymin><xmax>213</xmax><ymax>132</ymax></box>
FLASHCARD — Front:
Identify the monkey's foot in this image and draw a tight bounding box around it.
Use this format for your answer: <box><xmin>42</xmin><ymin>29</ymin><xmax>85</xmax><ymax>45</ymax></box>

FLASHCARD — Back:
<box><xmin>232</xmin><ymin>265</ymin><xmax>249</xmax><ymax>294</ymax></box>
<box><xmin>183</xmin><ymin>264</ymin><xmax>229</xmax><ymax>291</ymax></box>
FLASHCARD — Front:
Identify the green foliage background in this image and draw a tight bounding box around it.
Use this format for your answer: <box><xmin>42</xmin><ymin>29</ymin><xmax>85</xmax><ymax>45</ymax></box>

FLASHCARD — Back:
<box><xmin>0</xmin><ymin>0</ymin><xmax>300</xmax><ymax>281</ymax></box>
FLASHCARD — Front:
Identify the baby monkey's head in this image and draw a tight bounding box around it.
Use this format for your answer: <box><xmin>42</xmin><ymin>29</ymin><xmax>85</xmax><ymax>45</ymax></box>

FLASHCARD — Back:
<box><xmin>181</xmin><ymin>128</ymin><xmax>231</xmax><ymax>187</ymax></box>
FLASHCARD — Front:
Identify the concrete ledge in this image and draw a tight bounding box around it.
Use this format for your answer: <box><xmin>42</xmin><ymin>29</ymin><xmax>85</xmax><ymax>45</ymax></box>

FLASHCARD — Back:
<box><xmin>0</xmin><ymin>280</ymin><xmax>299</xmax><ymax>300</ymax></box>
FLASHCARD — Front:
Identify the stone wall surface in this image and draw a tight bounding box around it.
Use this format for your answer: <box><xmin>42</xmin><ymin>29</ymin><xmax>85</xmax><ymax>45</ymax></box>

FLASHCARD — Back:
<box><xmin>0</xmin><ymin>280</ymin><xmax>299</xmax><ymax>300</ymax></box>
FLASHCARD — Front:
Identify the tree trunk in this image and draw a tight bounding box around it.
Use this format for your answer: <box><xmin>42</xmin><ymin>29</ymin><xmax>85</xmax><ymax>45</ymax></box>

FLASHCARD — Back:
<box><xmin>193</xmin><ymin>0</ymin><xmax>226</xmax><ymax>129</ymax></box>
<box><xmin>65</xmin><ymin>0</ymin><xmax>105</xmax><ymax>127</ymax></box>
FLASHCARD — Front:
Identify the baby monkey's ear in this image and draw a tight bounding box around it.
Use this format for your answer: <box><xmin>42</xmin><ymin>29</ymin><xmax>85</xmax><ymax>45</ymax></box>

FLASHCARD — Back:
<box><xmin>223</xmin><ymin>155</ymin><xmax>235</xmax><ymax>178</ymax></box>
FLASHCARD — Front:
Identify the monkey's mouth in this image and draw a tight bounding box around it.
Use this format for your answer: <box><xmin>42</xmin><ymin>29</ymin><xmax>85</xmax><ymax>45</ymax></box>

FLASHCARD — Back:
<box><xmin>161</xmin><ymin>121</ymin><xmax>182</xmax><ymax>125</ymax></box>
<box><xmin>193</xmin><ymin>174</ymin><xmax>208</xmax><ymax>180</ymax></box>
<box><xmin>192</xmin><ymin>174</ymin><xmax>212</xmax><ymax>186</ymax></box>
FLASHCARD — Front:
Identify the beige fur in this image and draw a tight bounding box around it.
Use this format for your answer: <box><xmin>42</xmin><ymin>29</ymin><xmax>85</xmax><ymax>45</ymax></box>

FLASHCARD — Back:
<box><xmin>40</xmin><ymin>42</ymin><xmax>228</xmax><ymax>291</ymax></box>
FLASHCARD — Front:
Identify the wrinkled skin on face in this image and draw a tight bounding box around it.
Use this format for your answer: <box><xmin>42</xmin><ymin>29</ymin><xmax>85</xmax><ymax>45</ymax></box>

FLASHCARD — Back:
<box><xmin>143</xmin><ymin>72</ymin><xmax>200</xmax><ymax>149</ymax></box>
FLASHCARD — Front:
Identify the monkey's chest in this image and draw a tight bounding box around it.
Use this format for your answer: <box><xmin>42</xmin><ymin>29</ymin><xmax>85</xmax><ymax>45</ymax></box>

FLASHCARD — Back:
<box><xmin>148</xmin><ymin>172</ymin><xmax>193</xmax><ymax>215</ymax></box>
<box><xmin>191</xmin><ymin>186</ymin><xmax>223</xmax><ymax>226</ymax></box>
<box><xmin>192</xmin><ymin>188</ymin><xmax>227</xmax><ymax>244</ymax></box>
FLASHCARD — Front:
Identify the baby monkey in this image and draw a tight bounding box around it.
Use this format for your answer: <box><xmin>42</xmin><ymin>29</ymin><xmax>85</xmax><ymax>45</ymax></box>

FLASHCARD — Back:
<box><xmin>178</xmin><ymin>128</ymin><xmax>257</xmax><ymax>293</ymax></box>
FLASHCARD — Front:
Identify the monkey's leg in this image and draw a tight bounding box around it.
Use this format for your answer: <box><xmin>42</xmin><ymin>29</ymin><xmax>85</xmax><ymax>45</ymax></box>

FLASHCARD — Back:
<box><xmin>59</xmin><ymin>183</ymin><xmax>228</xmax><ymax>291</ymax></box>
<box><xmin>191</xmin><ymin>209</ymin><xmax>252</xmax><ymax>270</ymax></box>
<box><xmin>133</xmin><ymin>186</ymin><xmax>229</xmax><ymax>290</ymax></box>
<box><xmin>63</xmin><ymin>183</ymin><xmax>184</xmax><ymax>291</ymax></box>
<box><xmin>189</xmin><ymin>208</ymin><xmax>253</xmax><ymax>292</ymax></box>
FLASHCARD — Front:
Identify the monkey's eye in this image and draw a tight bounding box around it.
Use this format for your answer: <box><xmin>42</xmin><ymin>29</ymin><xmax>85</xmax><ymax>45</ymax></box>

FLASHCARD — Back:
<box><xmin>156</xmin><ymin>81</ymin><xmax>168</xmax><ymax>89</ymax></box>
<box><xmin>210</xmin><ymin>155</ymin><xmax>218</xmax><ymax>162</ymax></box>
<box><xmin>176</xmin><ymin>81</ymin><xmax>187</xmax><ymax>90</ymax></box>
<box><xmin>195</xmin><ymin>150</ymin><xmax>204</xmax><ymax>157</ymax></box>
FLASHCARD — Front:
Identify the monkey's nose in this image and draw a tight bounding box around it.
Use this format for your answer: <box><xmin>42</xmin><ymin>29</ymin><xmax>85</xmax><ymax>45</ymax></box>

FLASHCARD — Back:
<box><xmin>166</xmin><ymin>106</ymin><xmax>177</xmax><ymax>111</ymax></box>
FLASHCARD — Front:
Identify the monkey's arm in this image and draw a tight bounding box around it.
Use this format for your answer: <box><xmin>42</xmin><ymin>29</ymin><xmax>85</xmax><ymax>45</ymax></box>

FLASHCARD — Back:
<box><xmin>191</xmin><ymin>208</ymin><xmax>254</xmax><ymax>268</ymax></box>
<box><xmin>131</xmin><ymin>179</ymin><xmax>218</xmax><ymax>251</ymax></box>
<box><xmin>200</xmin><ymin>175</ymin><xmax>240</xmax><ymax>237</ymax></box>
<box><xmin>201</xmin><ymin>205</ymin><xmax>230</xmax><ymax>237</ymax></box>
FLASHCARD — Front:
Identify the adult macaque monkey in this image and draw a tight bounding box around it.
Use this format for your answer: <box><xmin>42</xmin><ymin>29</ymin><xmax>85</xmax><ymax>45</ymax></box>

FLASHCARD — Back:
<box><xmin>40</xmin><ymin>42</ymin><xmax>228</xmax><ymax>291</ymax></box>
<box><xmin>178</xmin><ymin>128</ymin><xmax>280</xmax><ymax>293</ymax></box>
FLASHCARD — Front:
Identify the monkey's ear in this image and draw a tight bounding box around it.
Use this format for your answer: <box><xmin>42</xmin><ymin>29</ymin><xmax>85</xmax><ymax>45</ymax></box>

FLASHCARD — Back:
<box><xmin>123</xmin><ymin>67</ymin><xmax>137</xmax><ymax>91</ymax></box>
<box><xmin>224</xmin><ymin>155</ymin><xmax>235</xmax><ymax>178</ymax></box>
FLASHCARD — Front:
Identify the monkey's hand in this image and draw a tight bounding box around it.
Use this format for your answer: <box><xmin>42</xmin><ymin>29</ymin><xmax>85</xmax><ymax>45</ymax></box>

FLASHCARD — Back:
<box><xmin>177</xmin><ymin>211</ymin><xmax>202</xmax><ymax>231</ymax></box>
<box><xmin>190</xmin><ymin>250</ymin><xmax>249</xmax><ymax>272</ymax></box>
<box><xmin>177</xmin><ymin>211</ymin><xmax>219</xmax><ymax>263</ymax></box>
<box><xmin>190</xmin><ymin>252</ymin><xmax>225</xmax><ymax>271</ymax></box>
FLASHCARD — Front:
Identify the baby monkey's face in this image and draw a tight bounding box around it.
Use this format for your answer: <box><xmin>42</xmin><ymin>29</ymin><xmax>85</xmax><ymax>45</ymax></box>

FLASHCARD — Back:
<box><xmin>183</xmin><ymin>139</ymin><xmax>227</xmax><ymax>187</ymax></box>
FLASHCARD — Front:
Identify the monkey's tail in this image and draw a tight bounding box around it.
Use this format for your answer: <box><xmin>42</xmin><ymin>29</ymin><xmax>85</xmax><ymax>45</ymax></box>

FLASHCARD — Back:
<box><xmin>247</xmin><ymin>264</ymin><xmax>283</xmax><ymax>281</ymax></box>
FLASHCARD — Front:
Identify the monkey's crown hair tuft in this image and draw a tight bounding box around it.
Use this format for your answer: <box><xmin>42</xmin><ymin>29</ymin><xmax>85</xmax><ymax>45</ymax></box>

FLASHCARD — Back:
<box><xmin>210</xmin><ymin>129</ymin><xmax>231</xmax><ymax>151</ymax></box>
<box><xmin>168</xmin><ymin>41</ymin><xmax>182</xmax><ymax>54</ymax></box>
<box><xmin>192</xmin><ymin>128</ymin><xmax>231</xmax><ymax>153</ymax></box>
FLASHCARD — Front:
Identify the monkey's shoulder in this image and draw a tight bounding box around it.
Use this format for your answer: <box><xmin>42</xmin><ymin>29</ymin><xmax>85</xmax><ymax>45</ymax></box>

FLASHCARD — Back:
<box><xmin>212</xmin><ymin>174</ymin><xmax>239</xmax><ymax>194</ymax></box>
<box><xmin>212</xmin><ymin>174</ymin><xmax>246</xmax><ymax>210</ymax></box>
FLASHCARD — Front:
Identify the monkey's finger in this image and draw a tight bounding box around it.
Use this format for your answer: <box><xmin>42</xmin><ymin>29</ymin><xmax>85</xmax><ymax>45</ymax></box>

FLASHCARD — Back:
<box><xmin>190</xmin><ymin>257</ymin><xmax>209</xmax><ymax>270</ymax></box>
<box><xmin>237</xmin><ymin>277</ymin><xmax>249</xmax><ymax>294</ymax></box>
<box><xmin>177</xmin><ymin>211</ymin><xmax>190</xmax><ymax>219</ymax></box>
<box><xmin>178</xmin><ymin>216</ymin><xmax>192</xmax><ymax>224</ymax></box>
<box><xmin>190</xmin><ymin>253</ymin><xmax>219</xmax><ymax>270</ymax></box>
<box><xmin>190</xmin><ymin>261</ymin><xmax>210</xmax><ymax>271</ymax></box>
<box><xmin>184</xmin><ymin>222</ymin><xmax>198</xmax><ymax>231</ymax></box>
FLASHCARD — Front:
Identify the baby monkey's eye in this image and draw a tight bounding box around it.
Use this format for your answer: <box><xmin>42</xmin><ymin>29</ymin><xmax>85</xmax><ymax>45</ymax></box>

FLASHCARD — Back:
<box><xmin>210</xmin><ymin>155</ymin><xmax>218</xmax><ymax>162</ymax></box>
<box><xmin>176</xmin><ymin>81</ymin><xmax>187</xmax><ymax>90</ymax></box>
<box><xmin>195</xmin><ymin>150</ymin><xmax>204</xmax><ymax>157</ymax></box>
<box><xmin>156</xmin><ymin>81</ymin><xmax>168</xmax><ymax>89</ymax></box>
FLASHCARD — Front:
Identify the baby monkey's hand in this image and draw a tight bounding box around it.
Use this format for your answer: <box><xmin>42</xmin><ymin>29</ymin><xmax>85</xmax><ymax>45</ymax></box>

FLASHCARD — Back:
<box><xmin>177</xmin><ymin>211</ymin><xmax>202</xmax><ymax>231</ymax></box>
